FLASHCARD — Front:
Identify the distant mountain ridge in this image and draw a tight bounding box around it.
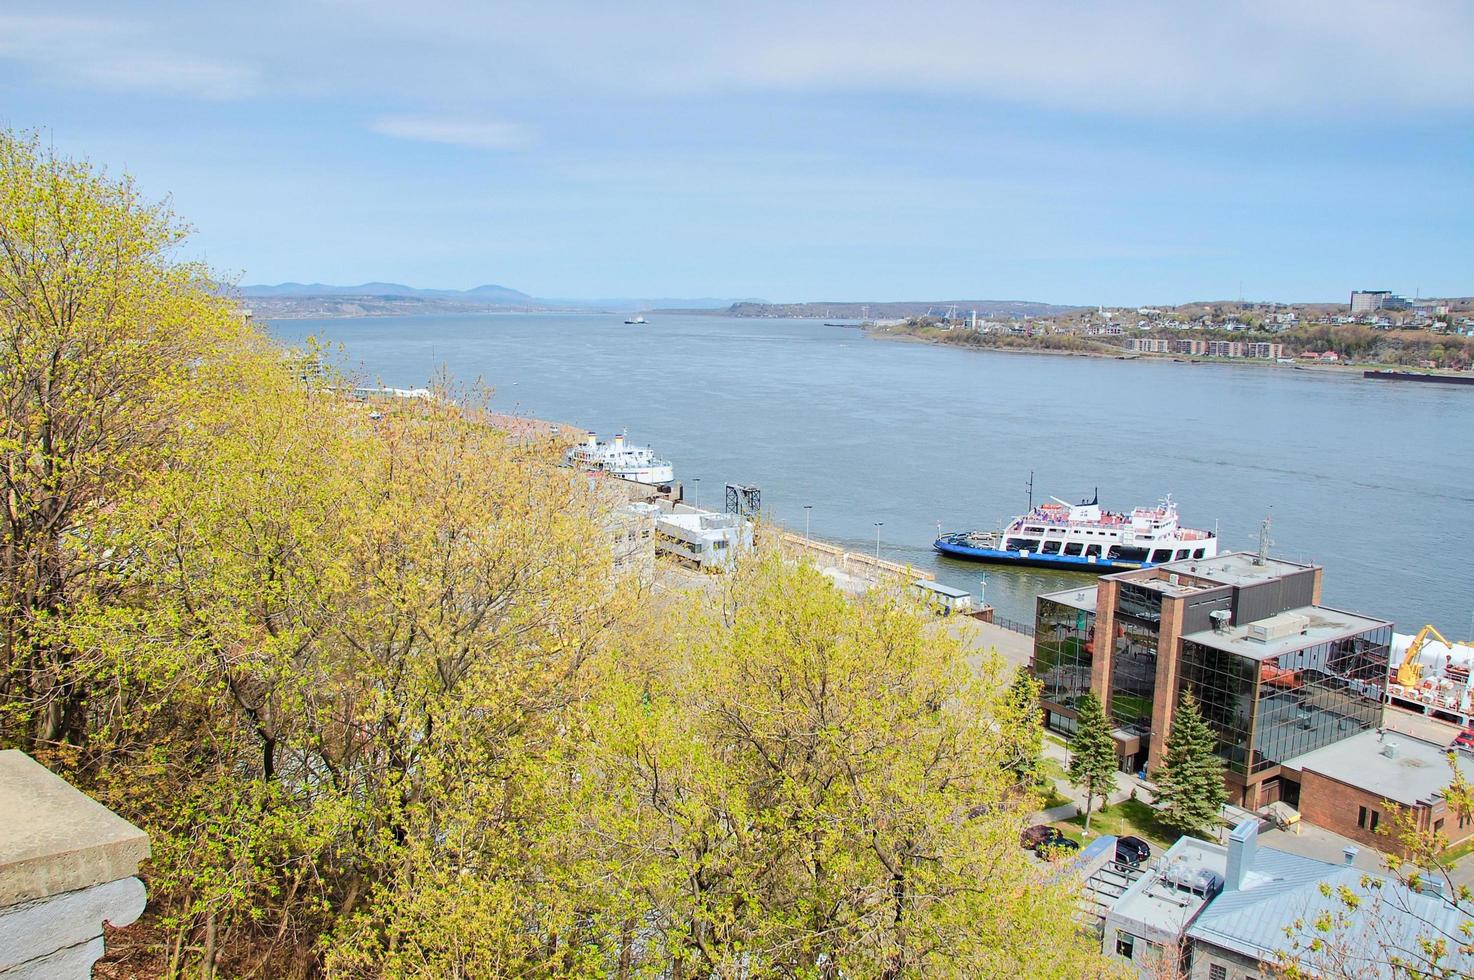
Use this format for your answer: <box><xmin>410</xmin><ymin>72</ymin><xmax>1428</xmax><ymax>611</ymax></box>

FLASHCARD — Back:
<box><xmin>241</xmin><ymin>282</ymin><xmax>533</xmax><ymax>304</ymax></box>
<box><xmin>236</xmin><ymin>284</ymin><xmax>1077</xmax><ymax>320</ymax></box>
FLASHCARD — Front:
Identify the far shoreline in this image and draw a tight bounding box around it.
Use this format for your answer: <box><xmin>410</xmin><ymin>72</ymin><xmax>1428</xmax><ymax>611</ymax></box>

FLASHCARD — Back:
<box><xmin>861</xmin><ymin>326</ymin><xmax>1413</xmax><ymax>377</ymax></box>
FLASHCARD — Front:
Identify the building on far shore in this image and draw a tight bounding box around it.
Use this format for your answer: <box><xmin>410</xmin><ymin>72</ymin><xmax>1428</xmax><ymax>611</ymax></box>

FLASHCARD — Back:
<box><xmin>1032</xmin><ymin>552</ymin><xmax>1393</xmax><ymax>810</ymax></box>
<box><xmin>1351</xmin><ymin>290</ymin><xmax>1411</xmax><ymax>313</ymax></box>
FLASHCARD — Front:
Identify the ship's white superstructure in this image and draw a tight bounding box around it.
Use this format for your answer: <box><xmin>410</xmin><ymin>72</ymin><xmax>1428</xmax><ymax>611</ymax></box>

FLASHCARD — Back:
<box><xmin>936</xmin><ymin>493</ymin><xmax>1218</xmax><ymax>570</ymax></box>
<box><xmin>566</xmin><ymin>433</ymin><xmax>674</xmax><ymax>485</ymax></box>
<box><xmin>996</xmin><ymin>495</ymin><xmax>1218</xmax><ymax>564</ymax></box>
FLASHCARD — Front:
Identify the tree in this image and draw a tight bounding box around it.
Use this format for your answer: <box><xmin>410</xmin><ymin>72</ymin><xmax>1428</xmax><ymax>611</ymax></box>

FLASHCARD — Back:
<box><xmin>999</xmin><ymin>668</ymin><xmax>1046</xmax><ymax>791</ymax></box>
<box><xmin>1068</xmin><ymin>691</ymin><xmax>1117</xmax><ymax>833</ymax></box>
<box><xmin>0</xmin><ymin>130</ymin><xmax>249</xmax><ymax>747</ymax></box>
<box><xmin>1153</xmin><ymin>691</ymin><xmax>1227</xmax><ymax>839</ymax></box>
<box><xmin>561</xmin><ymin>555</ymin><xmax>1120</xmax><ymax>977</ymax></box>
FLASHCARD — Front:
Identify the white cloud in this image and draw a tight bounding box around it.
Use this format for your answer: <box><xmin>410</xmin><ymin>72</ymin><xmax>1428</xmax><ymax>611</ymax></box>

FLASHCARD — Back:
<box><xmin>5</xmin><ymin>2</ymin><xmax>1474</xmax><ymax>118</ymax></box>
<box><xmin>0</xmin><ymin>12</ymin><xmax>258</xmax><ymax>100</ymax></box>
<box><xmin>369</xmin><ymin>116</ymin><xmax>535</xmax><ymax>150</ymax></box>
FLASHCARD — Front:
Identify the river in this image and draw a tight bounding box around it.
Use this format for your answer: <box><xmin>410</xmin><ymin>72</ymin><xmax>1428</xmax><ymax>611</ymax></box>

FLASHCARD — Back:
<box><xmin>267</xmin><ymin>313</ymin><xmax>1474</xmax><ymax>633</ymax></box>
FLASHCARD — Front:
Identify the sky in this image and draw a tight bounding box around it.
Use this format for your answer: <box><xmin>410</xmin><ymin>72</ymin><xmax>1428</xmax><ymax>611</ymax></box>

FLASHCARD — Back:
<box><xmin>3</xmin><ymin>1</ymin><xmax>1472</xmax><ymax>306</ymax></box>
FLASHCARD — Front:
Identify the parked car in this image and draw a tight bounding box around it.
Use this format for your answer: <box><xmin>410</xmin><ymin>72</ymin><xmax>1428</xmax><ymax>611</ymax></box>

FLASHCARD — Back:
<box><xmin>1115</xmin><ymin>835</ymin><xmax>1152</xmax><ymax>866</ymax></box>
<box><xmin>1020</xmin><ymin>824</ymin><xmax>1080</xmax><ymax>854</ymax></box>
<box><xmin>1451</xmin><ymin>729</ymin><xmax>1474</xmax><ymax>754</ymax></box>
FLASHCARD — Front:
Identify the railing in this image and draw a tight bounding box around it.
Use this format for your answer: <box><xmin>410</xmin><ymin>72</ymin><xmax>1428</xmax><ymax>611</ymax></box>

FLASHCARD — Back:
<box><xmin>991</xmin><ymin>616</ymin><xmax>1036</xmax><ymax>637</ymax></box>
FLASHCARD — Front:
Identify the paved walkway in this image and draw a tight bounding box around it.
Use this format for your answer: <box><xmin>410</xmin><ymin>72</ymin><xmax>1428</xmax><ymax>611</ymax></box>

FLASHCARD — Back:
<box><xmin>1028</xmin><ymin>737</ymin><xmax>1150</xmax><ymax>826</ymax></box>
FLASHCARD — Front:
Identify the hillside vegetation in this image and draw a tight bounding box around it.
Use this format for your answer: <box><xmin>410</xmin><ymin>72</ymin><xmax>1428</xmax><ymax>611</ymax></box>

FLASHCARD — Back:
<box><xmin>0</xmin><ymin>131</ymin><xmax>1118</xmax><ymax>979</ymax></box>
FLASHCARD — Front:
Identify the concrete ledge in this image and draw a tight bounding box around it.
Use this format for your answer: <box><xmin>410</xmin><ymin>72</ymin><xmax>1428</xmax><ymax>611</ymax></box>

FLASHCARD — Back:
<box><xmin>0</xmin><ymin>750</ymin><xmax>149</xmax><ymax>906</ymax></box>
<box><xmin>0</xmin><ymin>877</ymin><xmax>146</xmax><ymax>976</ymax></box>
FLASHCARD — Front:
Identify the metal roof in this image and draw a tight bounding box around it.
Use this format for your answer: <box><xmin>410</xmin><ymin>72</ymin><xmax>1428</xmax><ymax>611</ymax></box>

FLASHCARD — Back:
<box><xmin>1187</xmin><ymin>851</ymin><xmax>1474</xmax><ymax>977</ymax></box>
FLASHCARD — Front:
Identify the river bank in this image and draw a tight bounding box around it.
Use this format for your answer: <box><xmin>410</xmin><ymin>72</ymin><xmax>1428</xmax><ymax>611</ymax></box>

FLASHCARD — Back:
<box><xmin>863</xmin><ymin>324</ymin><xmax>1451</xmax><ymax>377</ymax></box>
<box><xmin>268</xmin><ymin>312</ymin><xmax>1474</xmax><ymax>632</ymax></box>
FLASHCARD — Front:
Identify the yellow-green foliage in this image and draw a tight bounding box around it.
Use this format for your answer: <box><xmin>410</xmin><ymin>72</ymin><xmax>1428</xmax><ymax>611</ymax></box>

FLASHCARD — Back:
<box><xmin>0</xmin><ymin>130</ymin><xmax>1125</xmax><ymax>978</ymax></box>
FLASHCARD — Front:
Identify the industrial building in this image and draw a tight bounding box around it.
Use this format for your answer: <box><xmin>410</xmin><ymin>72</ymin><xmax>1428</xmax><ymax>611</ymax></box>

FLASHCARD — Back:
<box><xmin>1032</xmin><ymin>552</ymin><xmax>1393</xmax><ymax>810</ymax></box>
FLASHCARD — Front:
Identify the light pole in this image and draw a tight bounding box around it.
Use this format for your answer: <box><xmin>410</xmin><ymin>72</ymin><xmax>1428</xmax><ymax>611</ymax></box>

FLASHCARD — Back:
<box><xmin>874</xmin><ymin>521</ymin><xmax>884</xmax><ymax>559</ymax></box>
<box><xmin>693</xmin><ymin>478</ymin><xmax>701</xmax><ymax>510</ymax></box>
<box><xmin>804</xmin><ymin>504</ymin><xmax>813</xmax><ymax>543</ymax></box>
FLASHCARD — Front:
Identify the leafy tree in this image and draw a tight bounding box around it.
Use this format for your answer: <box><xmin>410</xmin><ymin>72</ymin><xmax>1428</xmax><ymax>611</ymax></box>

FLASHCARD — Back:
<box><xmin>562</xmin><ymin>555</ymin><xmax>1119</xmax><ymax>977</ymax></box>
<box><xmin>999</xmin><ymin>668</ymin><xmax>1046</xmax><ymax>791</ymax></box>
<box><xmin>1153</xmin><ymin>691</ymin><xmax>1227</xmax><ymax>839</ymax></box>
<box><xmin>1068</xmin><ymin>691</ymin><xmax>1117</xmax><ymax>833</ymax></box>
<box><xmin>0</xmin><ymin>130</ymin><xmax>248</xmax><ymax>747</ymax></box>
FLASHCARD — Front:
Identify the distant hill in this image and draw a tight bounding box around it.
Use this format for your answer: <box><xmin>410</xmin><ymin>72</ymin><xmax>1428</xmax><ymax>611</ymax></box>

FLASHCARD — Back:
<box><xmin>241</xmin><ymin>282</ymin><xmax>533</xmax><ymax>304</ymax></box>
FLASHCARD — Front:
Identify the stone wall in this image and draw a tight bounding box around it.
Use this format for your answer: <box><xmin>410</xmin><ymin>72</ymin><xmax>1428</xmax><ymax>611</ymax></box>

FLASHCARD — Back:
<box><xmin>0</xmin><ymin>750</ymin><xmax>149</xmax><ymax>979</ymax></box>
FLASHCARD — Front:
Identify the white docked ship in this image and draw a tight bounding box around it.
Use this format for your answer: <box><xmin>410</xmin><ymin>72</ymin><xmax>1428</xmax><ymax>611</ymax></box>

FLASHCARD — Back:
<box><xmin>566</xmin><ymin>432</ymin><xmax>674</xmax><ymax>485</ymax></box>
<box><xmin>935</xmin><ymin>493</ymin><xmax>1218</xmax><ymax>572</ymax></box>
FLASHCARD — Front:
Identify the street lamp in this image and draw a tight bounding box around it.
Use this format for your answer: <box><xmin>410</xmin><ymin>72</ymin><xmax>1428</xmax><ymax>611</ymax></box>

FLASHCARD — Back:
<box><xmin>874</xmin><ymin>521</ymin><xmax>884</xmax><ymax>559</ymax></box>
<box><xmin>804</xmin><ymin>504</ymin><xmax>813</xmax><ymax>542</ymax></box>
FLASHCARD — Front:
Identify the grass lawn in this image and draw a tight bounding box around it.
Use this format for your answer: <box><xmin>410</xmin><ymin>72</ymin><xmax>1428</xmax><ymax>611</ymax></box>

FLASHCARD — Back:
<box><xmin>1441</xmin><ymin>835</ymin><xmax>1474</xmax><ymax>865</ymax></box>
<box><xmin>1035</xmin><ymin>758</ymin><xmax>1072</xmax><ymax>810</ymax></box>
<box><xmin>1056</xmin><ymin>798</ymin><xmax>1180</xmax><ymax>852</ymax></box>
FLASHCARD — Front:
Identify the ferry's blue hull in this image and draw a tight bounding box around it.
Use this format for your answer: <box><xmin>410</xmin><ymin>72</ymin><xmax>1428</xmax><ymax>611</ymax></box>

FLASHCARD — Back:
<box><xmin>933</xmin><ymin>537</ymin><xmax>1145</xmax><ymax>573</ymax></box>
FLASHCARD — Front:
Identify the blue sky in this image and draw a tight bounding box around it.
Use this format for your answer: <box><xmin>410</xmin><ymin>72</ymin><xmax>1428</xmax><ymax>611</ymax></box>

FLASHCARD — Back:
<box><xmin>3</xmin><ymin>1</ymin><xmax>1472</xmax><ymax>305</ymax></box>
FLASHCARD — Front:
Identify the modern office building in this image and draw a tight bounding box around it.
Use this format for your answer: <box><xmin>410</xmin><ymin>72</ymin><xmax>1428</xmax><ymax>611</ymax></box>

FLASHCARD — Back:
<box><xmin>1033</xmin><ymin>552</ymin><xmax>1392</xmax><ymax>809</ymax></box>
<box><xmin>1350</xmin><ymin>290</ymin><xmax>1411</xmax><ymax>313</ymax></box>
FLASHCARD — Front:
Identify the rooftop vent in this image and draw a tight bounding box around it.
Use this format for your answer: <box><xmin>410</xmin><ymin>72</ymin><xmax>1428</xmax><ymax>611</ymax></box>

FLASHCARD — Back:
<box><xmin>1247</xmin><ymin>612</ymin><xmax>1311</xmax><ymax>643</ymax></box>
<box><xmin>1383</xmin><ymin>741</ymin><xmax>1400</xmax><ymax>759</ymax></box>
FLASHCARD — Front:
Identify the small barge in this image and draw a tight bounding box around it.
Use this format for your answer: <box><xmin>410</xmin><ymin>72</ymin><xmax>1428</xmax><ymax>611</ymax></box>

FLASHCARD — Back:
<box><xmin>1363</xmin><ymin>370</ymin><xmax>1474</xmax><ymax>386</ymax></box>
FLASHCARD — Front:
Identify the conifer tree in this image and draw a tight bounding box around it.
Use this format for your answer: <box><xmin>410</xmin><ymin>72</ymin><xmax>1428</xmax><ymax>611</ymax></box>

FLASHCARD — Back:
<box><xmin>1068</xmin><ymin>691</ymin><xmax>1117</xmax><ymax>832</ymax></box>
<box><xmin>1154</xmin><ymin>690</ymin><xmax>1228</xmax><ymax>839</ymax></box>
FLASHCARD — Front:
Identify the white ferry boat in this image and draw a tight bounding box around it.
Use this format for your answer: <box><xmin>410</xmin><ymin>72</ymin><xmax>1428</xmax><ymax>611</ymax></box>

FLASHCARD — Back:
<box><xmin>624</xmin><ymin>315</ymin><xmax>647</xmax><ymax>325</ymax></box>
<box><xmin>934</xmin><ymin>493</ymin><xmax>1217</xmax><ymax>572</ymax></box>
<box><xmin>566</xmin><ymin>432</ymin><xmax>673</xmax><ymax>485</ymax></box>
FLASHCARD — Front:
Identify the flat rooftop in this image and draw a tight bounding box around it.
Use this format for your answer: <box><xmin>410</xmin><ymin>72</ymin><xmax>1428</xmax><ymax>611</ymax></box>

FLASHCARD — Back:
<box><xmin>1038</xmin><ymin>585</ymin><xmax>1097</xmax><ymax>614</ymax></box>
<box><xmin>1281</xmin><ymin>729</ymin><xmax>1474</xmax><ymax>807</ymax></box>
<box><xmin>1112</xmin><ymin>837</ymin><xmax>1225</xmax><ymax>934</ymax></box>
<box><xmin>1109</xmin><ymin>551</ymin><xmax>1319</xmax><ymax>597</ymax></box>
<box><xmin>1181</xmin><ymin>604</ymin><xmax>1390</xmax><ymax>662</ymax></box>
<box><xmin>913</xmin><ymin>580</ymin><xmax>971</xmax><ymax>599</ymax></box>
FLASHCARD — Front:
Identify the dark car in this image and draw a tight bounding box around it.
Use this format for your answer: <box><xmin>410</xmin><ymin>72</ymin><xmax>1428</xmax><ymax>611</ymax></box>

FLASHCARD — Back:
<box><xmin>1115</xmin><ymin>835</ymin><xmax>1152</xmax><ymax>866</ymax></box>
<box><xmin>1020</xmin><ymin>824</ymin><xmax>1080</xmax><ymax>854</ymax></box>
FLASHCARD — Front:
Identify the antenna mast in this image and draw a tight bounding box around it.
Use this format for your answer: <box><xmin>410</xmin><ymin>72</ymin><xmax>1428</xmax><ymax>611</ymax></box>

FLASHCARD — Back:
<box><xmin>1255</xmin><ymin>514</ymin><xmax>1274</xmax><ymax>565</ymax></box>
<box><xmin>1026</xmin><ymin>470</ymin><xmax>1035</xmax><ymax>512</ymax></box>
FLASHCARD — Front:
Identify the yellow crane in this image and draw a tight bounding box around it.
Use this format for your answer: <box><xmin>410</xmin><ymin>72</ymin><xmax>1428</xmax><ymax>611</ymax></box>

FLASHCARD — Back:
<box><xmin>1396</xmin><ymin>624</ymin><xmax>1455</xmax><ymax>687</ymax></box>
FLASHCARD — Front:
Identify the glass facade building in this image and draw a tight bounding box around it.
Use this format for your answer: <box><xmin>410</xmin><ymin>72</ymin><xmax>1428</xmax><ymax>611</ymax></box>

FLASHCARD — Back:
<box><xmin>1034</xmin><ymin>597</ymin><xmax>1095</xmax><ymax>733</ymax></box>
<box><xmin>1109</xmin><ymin>615</ymin><xmax>1160</xmax><ymax>733</ymax></box>
<box><xmin>1248</xmin><ymin>624</ymin><xmax>1391</xmax><ymax>773</ymax></box>
<box><xmin>1176</xmin><ymin>623</ymin><xmax>1392</xmax><ymax>777</ymax></box>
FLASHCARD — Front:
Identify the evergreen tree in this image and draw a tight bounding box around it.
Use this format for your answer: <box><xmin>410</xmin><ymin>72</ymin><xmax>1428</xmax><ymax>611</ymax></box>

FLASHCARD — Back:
<box><xmin>1067</xmin><ymin>691</ymin><xmax>1117</xmax><ymax>833</ymax></box>
<box><xmin>1155</xmin><ymin>690</ymin><xmax>1228</xmax><ymax>839</ymax></box>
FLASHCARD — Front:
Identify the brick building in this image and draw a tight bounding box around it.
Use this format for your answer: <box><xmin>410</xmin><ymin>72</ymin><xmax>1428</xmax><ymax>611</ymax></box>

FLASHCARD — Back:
<box><xmin>1033</xmin><ymin>553</ymin><xmax>1393</xmax><ymax>809</ymax></box>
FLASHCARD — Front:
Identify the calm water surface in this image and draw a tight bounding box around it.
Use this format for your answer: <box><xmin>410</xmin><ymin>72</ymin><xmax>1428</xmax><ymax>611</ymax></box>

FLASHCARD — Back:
<box><xmin>268</xmin><ymin>313</ymin><xmax>1474</xmax><ymax>632</ymax></box>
